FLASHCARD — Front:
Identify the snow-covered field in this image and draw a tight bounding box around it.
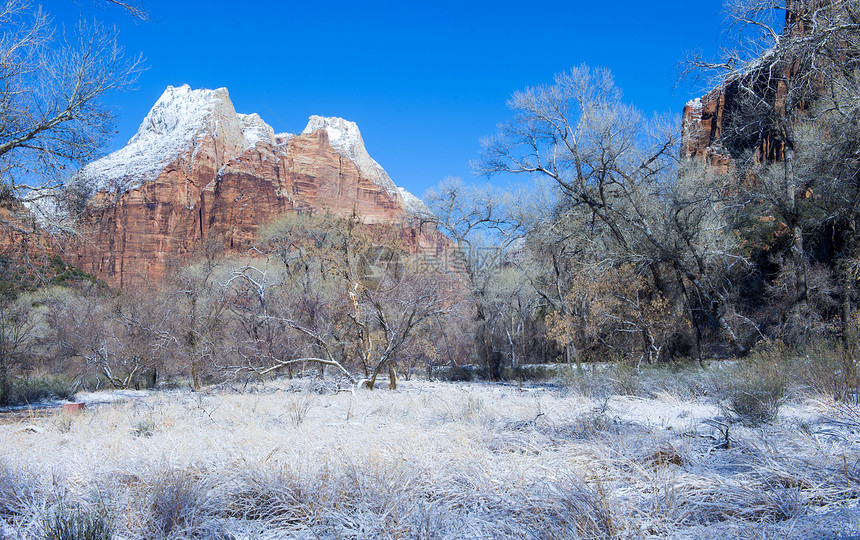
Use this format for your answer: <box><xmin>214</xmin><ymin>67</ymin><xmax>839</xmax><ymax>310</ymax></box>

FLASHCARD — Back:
<box><xmin>0</xmin><ymin>373</ymin><xmax>858</xmax><ymax>539</ymax></box>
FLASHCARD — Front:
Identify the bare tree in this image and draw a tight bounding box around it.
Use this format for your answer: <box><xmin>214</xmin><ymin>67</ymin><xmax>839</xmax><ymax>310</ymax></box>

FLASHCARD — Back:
<box><xmin>359</xmin><ymin>270</ymin><xmax>452</xmax><ymax>390</ymax></box>
<box><xmin>480</xmin><ymin>65</ymin><xmax>748</xmax><ymax>356</ymax></box>
<box><xmin>424</xmin><ymin>178</ymin><xmax>528</xmax><ymax>377</ymax></box>
<box><xmin>685</xmin><ymin>0</ymin><xmax>860</xmax><ymax>338</ymax></box>
<box><xmin>223</xmin><ymin>257</ymin><xmax>361</xmax><ymax>386</ymax></box>
<box><xmin>49</xmin><ymin>286</ymin><xmax>174</xmax><ymax>389</ymax></box>
<box><xmin>0</xmin><ymin>1</ymin><xmax>144</xmax><ymax>392</ymax></box>
<box><xmin>0</xmin><ymin>0</ymin><xmax>143</xmax><ymax>212</ymax></box>
<box><xmin>170</xmin><ymin>259</ymin><xmax>229</xmax><ymax>390</ymax></box>
<box><xmin>99</xmin><ymin>0</ymin><xmax>148</xmax><ymax>20</ymax></box>
<box><xmin>221</xmin><ymin>212</ymin><xmax>455</xmax><ymax>390</ymax></box>
<box><xmin>0</xmin><ymin>286</ymin><xmax>36</xmax><ymax>403</ymax></box>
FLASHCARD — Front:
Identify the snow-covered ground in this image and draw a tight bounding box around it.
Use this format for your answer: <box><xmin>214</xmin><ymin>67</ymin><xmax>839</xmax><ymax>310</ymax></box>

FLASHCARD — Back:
<box><xmin>0</xmin><ymin>377</ymin><xmax>857</xmax><ymax>539</ymax></box>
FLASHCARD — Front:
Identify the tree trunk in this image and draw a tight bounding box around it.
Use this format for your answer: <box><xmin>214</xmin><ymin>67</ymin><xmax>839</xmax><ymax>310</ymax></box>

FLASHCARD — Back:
<box><xmin>387</xmin><ymin>361</ymin><xmax>397</xmax><ymax>390</ymax></box>
<box><xmin>717</xmin><ymin>311</ymin><xmax>747</xmax><ymax>356</ymax></box>
<box><xmin>475</xmin><ymin>305</ymin><xmax>497</xmax><ymax>380</ymax></box>
<box><xmin>786</xmin><ymin>147</ymin><xmax>809</xmax><ymax>311</ymax></box>
<box><xmin>675</xmin><ymin>266</ymin><xmax>703</xmax><ymax>360</ymax></box>
<box><xmin>190</xmin><ymin>359</ymin><xmax>200</xmax><ymax>391</ymax></box>
<box><xmin>0</xmin><ymin>353</ymin><xmax>8</xmax><ymax>405</ymax></box>
<box><xmin>188</xmin><ymin>295</ymin><xmax>201</xmax><ymax>391</ymax></box>
<box><xmin>685</xmin><ymin>270</ymin><xmax>747</xmax><ymax>356</ymax></box>
<box><xmin>843</xmin><ymin>274</ymin><xmax>855</xmax><ymax>343</ymax></box>
<box><xmin>792</xmin><ymin>222</ymin><xmax>808</xmax><ymax>308</ymax></box>
<box><xmin>841</xmin><ymin>220</ymin><xmax>858</xmax><ymax>348</ymax></box>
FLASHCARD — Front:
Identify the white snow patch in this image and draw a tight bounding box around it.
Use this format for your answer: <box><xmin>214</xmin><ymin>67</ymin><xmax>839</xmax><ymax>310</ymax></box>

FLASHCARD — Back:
<box><xmin>21</xmin><ymin>188</ymin><xmax>63</xmax><ymax>228</ymax></box>
<box><xmin>610</xmin><ymin>394</ymin><xmax>720</xmax><ymax>432</ymax></box>
<box><xmin>274</xmin><ymin>132</ymin><xmax>295</xmax><ymax>146</ymax></box>
<box><xmin>302</xmin><ymin>115</ymin><xmax>432</xmax><ymax>217</ymax></box>
<box><xmin>238</xmin><ymin>113</ymin><xmax>274</xmax><ymax>148</ymax></box>
<box><xmin>302</xmin><ymin>115</ymin><xmax>397</xmax><ymax>186</ymax></box>
<box><xmin>398</xmin><ymin>187</ymin><xmax>433</xmax><ymax>217</ymax></box>
<box><xmin>78</xmin><ymin>85</ymin><xmax>235</xmax><ymax>194</ymax></box>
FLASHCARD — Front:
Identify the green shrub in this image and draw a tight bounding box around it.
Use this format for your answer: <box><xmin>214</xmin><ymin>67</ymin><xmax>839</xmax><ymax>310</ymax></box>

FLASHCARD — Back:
<box><xmin>498</xmin><ymin>364</ymin><xmax>555</xmax><ymax>382</ymax></box>
<box><xmin>608</xmin><ymin>362</ymin><xmax>639</xmax><ymax>396</ymax></box>
<box><xmin>435</xmin><ymin>364</ymin><xmax>474</xmax><ymax>382</ymax></box>
<box><xmin>722</xmin><ymin>341</ymin><xmax>789</xmax><ymax>426</ymax></box>
<box><xmin>557</xmin><ymin>364</ymin><xmax>614</xmax><ymax>399</ymax></box>
<box><xmin>634</xmin><ymin>358</ymin><xmax>712</xmax><ymax>399</ymax></box>
<box><xmin>2</xmin><ymin>375</ymin><xmax>77</xmax><ymax>406</ymax></box>
<box><xmin>41</xmin><ymin>504</ymin><xmax>113</xmax><ymax>540</ymax></box>
<box><xmin>131</xmin><ymin>417</ymin><xmax>156</xmax><ymax>438</ymax></box>
<box><xmin>794</xmin><ymin>340</ymin><xmax>859</xmax><ymax>402</ymax></box>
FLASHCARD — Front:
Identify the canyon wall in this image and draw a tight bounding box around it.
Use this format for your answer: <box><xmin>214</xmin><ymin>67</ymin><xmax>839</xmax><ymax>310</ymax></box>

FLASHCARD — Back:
<box><xmin>36</xmin><ymin>85</ymin><xmax>445</xmax><ymax>287</ymax></box>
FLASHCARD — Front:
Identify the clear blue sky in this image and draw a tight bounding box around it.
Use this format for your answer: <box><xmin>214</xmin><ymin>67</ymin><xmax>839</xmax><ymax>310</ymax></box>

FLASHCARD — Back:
<box><xmin>53</xmin><ymin>0</ymin><xmax>727</xmax><ymax>198</ymax></box>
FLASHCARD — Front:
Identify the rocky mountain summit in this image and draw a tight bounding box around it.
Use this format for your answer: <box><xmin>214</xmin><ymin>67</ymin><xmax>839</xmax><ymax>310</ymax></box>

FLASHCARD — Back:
<box><xmin>47</xmin><ymin>85</ymin><xmax>442</xmax><ymax>287</ymax></box>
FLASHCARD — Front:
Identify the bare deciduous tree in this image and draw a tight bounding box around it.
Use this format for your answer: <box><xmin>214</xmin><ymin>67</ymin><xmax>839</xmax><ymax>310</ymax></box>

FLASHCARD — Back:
<box><xmin>170</xmin><ymin>259</ymin><xmax>229</xmax><ymax>390</ymax></box>
<box><xmin>221</xmin><ymin>213</ymin><xmax>455</xmax><ymax>390</ymax></box>
<box><xmin>480</xmin><ymin>65</ymin><xmax>748</xmax><ymax>357</ymax></box>
<box><xmin>685</xmin><ymin>0</ymin><xmax>860</xmax><ymax>339</ymax></box>
<box><xmin>424</xmin><ymin>178</ymin><xmax>529</xmax><ymax>377</ymax></box>
<box><xmin>50</xmin><ymin>286</ymin><xmax>173</xmax><ymax>389</ymax></box>
<box><xmin>0</xmin><ymin>287</ymin><xmax>36</xmax><ymax>403</ymax></box>
<box><xmin>99</xmin><ymin>0</ymin><xmax>148</xmax><ymax>20</ymax></box>
<box><xmin>0</xmin><ymin>0</ymin><xmax>143</xmax><ymax>220</ymax></box>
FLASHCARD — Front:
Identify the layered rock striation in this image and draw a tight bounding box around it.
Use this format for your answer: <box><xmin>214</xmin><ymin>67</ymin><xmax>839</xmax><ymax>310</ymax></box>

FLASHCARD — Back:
<box><xmin>681</xmin><ymin>79</ymin><xmax>789</xmax><ymax>170</ymax></box>
<box><xmin>43</xmin><ymin>85</ymin><xmax>443</xmax><ymax>287</ymax></box>
<box><xmin>680</xmin><ymin>1</ymin><xmax>831</xmax><ymax>168</ymax></box>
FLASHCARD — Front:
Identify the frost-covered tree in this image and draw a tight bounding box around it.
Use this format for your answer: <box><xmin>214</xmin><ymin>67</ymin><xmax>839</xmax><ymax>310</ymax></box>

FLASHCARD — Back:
<box><xmin>686</xmin><ymin>0</ymin><xmax>860</xmax><ymax>340</ymax></box>
<box><xmin>0</xmin><ymin>0</ymin><xmax>143</xmax><ymax>398</ymax></box>
<box><xmin>0</xmin><ymin>0</ymin><xmax>143</xmax><ymax>201</ymax></box>
<box><xmin>424</xmin><ymin>178</ymin><xmax>531</xmax><ymax>377</ymax></box>
<box><xmin>480</xmin><ymin>65</ymin><xmax>747</xmax><ymax>358</ymax></box>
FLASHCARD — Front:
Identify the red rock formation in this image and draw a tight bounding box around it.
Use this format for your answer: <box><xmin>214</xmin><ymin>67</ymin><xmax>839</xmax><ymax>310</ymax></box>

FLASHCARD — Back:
<box><xmin>681</xmin><ymin>79</ymin><xmax>791</xmax><ymax>170</ymax></box>
<box><xmin>0</xmin><ymin>200</ymin><xmax>56</xmax><ymax>269</ymax></box>
<box><xmin>54</xmin><ymin>85</ymin><xmax>445</xmax><ymax>288</ymax></box>
<box><xmin>680</xmin><ymin>0</ymin><xmax>834</xmax><ymax>167</ymax></box>
<box><xmin>681</xmin><ymin>90</ymin><xmax>732</xmax><ymax>169</ymax></box>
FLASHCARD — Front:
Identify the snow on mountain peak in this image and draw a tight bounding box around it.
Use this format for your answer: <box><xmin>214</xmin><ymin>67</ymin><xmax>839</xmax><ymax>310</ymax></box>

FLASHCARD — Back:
<box><xmin>238</xmin><ymin>113</ymin><xmax>274</xmax><ymax>148</ymax></box>
<box><xmin>76</xmin><ymin>85</ymin><xmax>271</xmax><ymax>194</ymax></box>
<box><xmin>65</xmin><ymin>87</ymin><xmax>430</xmax><ymax>218</ymax></box>
<box><xmin>129</xmin><ymin>84</ymin><xmax>224</xmax><ymax>145</ymax></box>
<box><xmin>301</xmin><ymin>115</ymin><xmax>431</xmax><ymax>217</ymax></box>
<box><xmin>302</xmin><ymin>116</ymin><xmax>363</xmax><ymax>155</ymax></box>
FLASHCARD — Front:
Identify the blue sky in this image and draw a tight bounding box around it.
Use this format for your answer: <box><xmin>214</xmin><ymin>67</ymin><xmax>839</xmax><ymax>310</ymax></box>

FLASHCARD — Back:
<box><xmin>53</xmin><ymin>0</ymin><xmax>727</xmax><ymax>198</ymax></box>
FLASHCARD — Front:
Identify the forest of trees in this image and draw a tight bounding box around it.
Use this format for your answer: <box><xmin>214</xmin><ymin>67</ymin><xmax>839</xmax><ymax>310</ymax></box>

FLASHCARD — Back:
<box><xmin>0</xmin><ymin>0</ymin><xmax>859</xmax><ymax>401</ymax></box>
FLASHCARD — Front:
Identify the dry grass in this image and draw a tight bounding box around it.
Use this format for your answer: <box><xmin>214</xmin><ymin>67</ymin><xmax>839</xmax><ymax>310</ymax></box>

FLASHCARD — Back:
<box><xmin>0</xmin><ymin>375</ymin><xmax>857</xmax><ymax>539</ymax></box>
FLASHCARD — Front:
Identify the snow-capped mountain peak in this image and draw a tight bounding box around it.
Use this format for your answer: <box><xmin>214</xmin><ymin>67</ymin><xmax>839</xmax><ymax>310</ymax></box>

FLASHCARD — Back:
<box><xmin>302</xmin><ymin>115</ymin><xmax>432</xmax><ymax>217</ymax></box>
<box><xmin>67</xmin><ymin>86</ymin><xmax>430</xmax><ymax>218</ymax></box>
<box><xmin>76</xmin><ymin>84</ymin><xmax>262</xmax><ymax>194</ymax></box>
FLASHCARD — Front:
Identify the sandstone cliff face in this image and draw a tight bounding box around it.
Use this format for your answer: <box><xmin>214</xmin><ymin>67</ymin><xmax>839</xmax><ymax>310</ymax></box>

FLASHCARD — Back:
<box><xmin>57</xmin><ymin>85</ymin><xmax>445</xmax><ymax>287</ymax></box>
<box><xmin>680</xmin><ymin>3</ymin><xmax>820</xmax><ymax>168</ymax></box>
<box><xmin>681</xmin><ymin>91</ymin><xmax>728</xmax><ymax>165</ymax></box>
<box><xmin>0</xmin><ymin>200</ymin><xmax>55</xmax><ymax>271</ymax></box>
<box><xmin>681</xmin><ymin>81</ymin><xmax>788</xmax><ymax>170</ymax></box>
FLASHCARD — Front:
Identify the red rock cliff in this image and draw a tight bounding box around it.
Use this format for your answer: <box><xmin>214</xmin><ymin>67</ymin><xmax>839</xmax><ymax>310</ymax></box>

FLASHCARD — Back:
<box><xmin>680</xmin><ymin>0</ymin><xmax>832</xmax><ymax>167</ymax></box>
<box><xmin>46</xmin><ymin>85</ymin><xmax>445</xmax><ymax>287</ymax></box>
